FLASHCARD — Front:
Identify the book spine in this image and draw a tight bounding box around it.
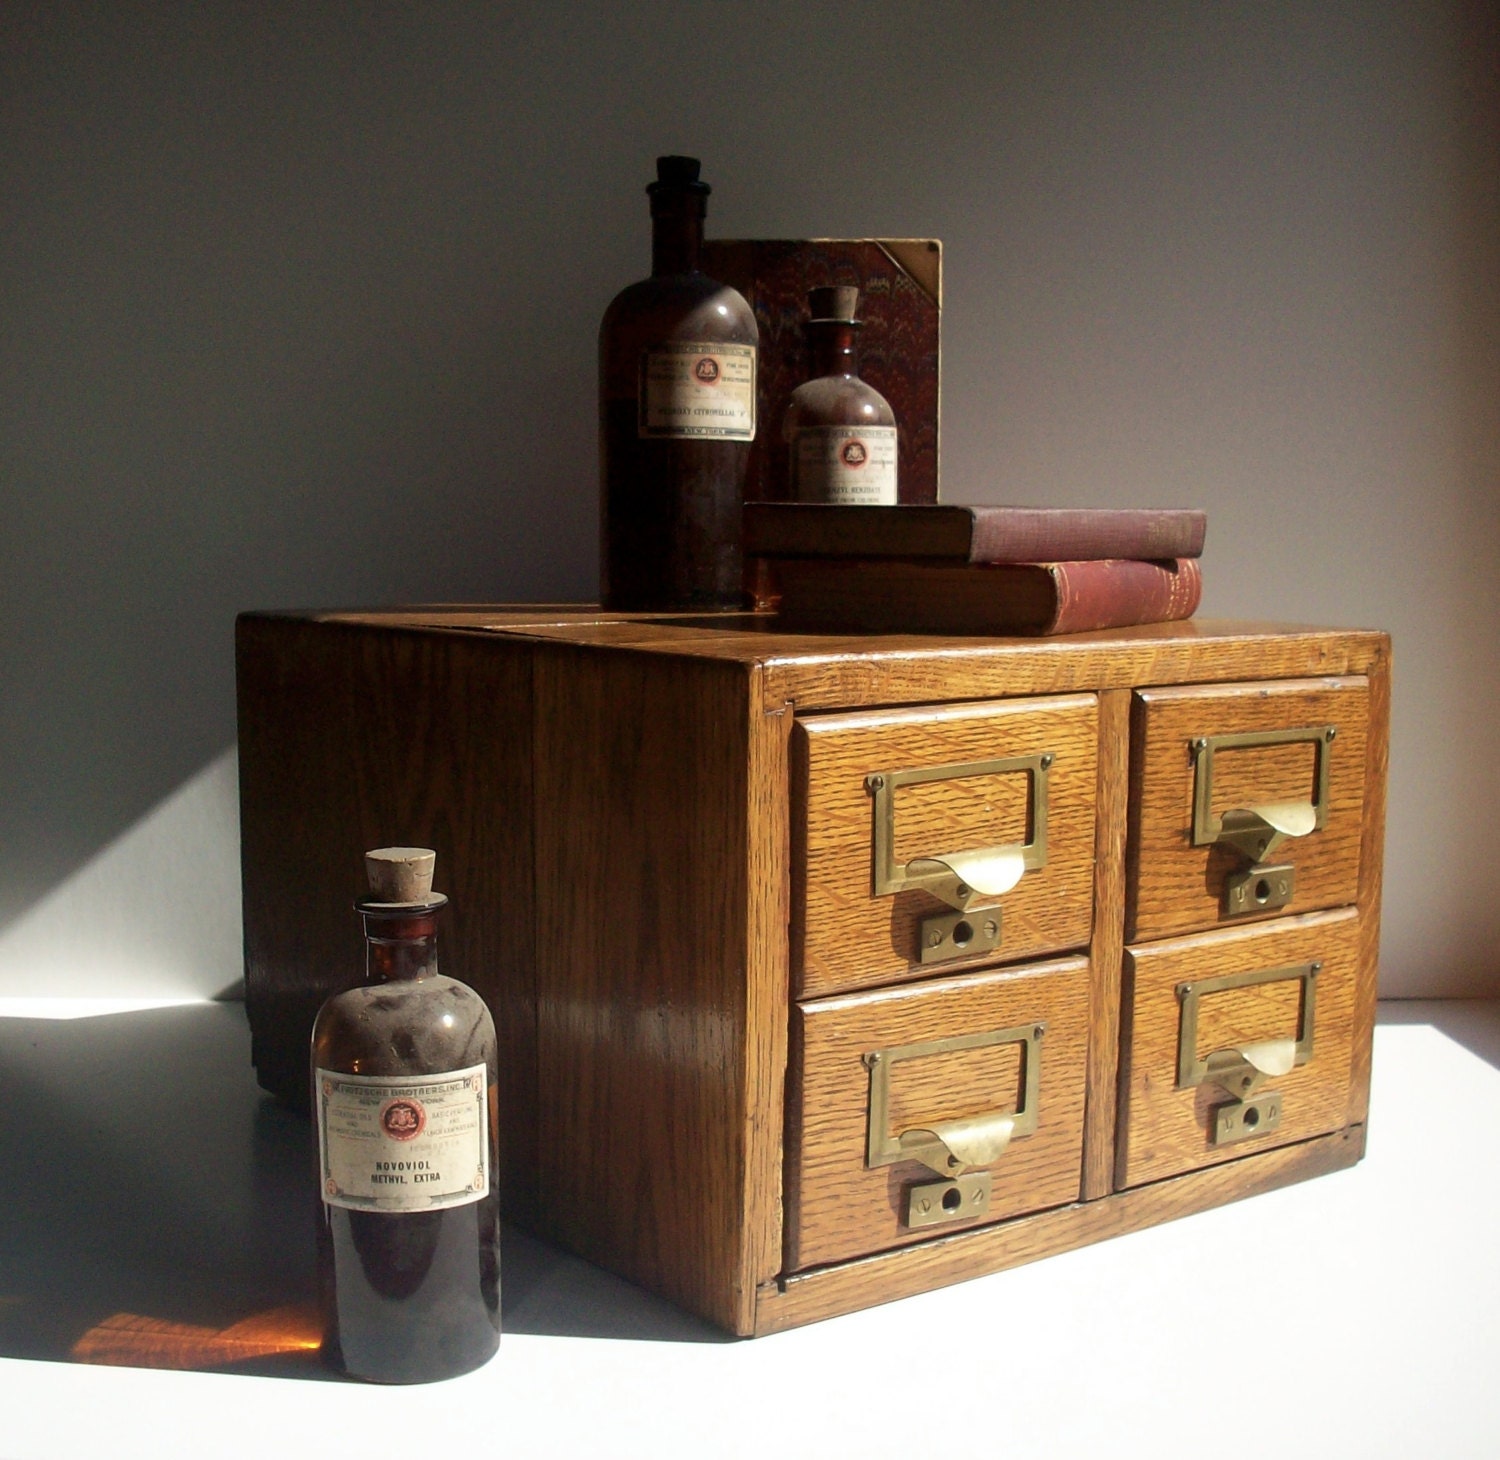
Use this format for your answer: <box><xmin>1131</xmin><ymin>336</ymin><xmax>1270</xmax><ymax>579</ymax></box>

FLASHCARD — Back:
<box><xmin>1043</xmin><ymin>558</ymin><xmax>1202</xmax><ymax>634</ymax></box>
<box><xmin>966</xmin><ymin>510</ymin><xmax>1207</xmax><ymax>564</ymax></box>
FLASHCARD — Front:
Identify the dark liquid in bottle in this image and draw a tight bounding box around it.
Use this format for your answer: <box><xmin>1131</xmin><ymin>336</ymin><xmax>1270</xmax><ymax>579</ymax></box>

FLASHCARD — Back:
<box><xmin>598</xmin><ymin>157</ymin><xmax>757</xmax><ymax>611</ymax></box>
<box><xmin>313</xmin><ymin>932</ymin><xmax>500</xmax><ymax>1384</ymax></box>
<box><xmin>600</xmin><ymin>397</ymin><xmax>748</xmax><ymax>608</ymax></box>
<box><xmin>319</xmin><ymin>1200</ymin><xmax>499</xmax><ymax>1383</ymax></box>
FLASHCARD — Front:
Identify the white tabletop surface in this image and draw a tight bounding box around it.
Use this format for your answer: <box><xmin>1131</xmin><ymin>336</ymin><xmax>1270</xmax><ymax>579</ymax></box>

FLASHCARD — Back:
<box><xmin>0</xmin><ymin>998</ymin><xmax>1495</xmax><ymax>1460</ymax></box>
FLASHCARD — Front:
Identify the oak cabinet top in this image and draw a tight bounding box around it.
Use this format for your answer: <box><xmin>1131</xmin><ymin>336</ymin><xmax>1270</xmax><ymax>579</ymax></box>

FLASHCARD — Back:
<box><xmin>239</xmin><ymin>607</ymin><xmax>1389</xmax><ymax>713</ymax></box>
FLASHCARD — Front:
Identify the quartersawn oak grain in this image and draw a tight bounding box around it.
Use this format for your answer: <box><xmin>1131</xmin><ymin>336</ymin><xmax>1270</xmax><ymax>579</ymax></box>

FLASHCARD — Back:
<box><xmin>794</xmin><ymin>696</ymin><xmax>1098</xmax><ymax>996</ymax></box>
<box><xmin>1117</xmin><ymin>908</ymin><xmax>1361</xmax><ymax>1189</ymax></box>
<box><xmin>786</xmin><ymin>956</ymin><xmax>1090</xmax><ymax>1269</ymax></box>
<box><xmin>237</xmin><ymin>609</ymin><xmax>1389</xmax><ymax>1337</ymax></box>
<box><xmin>1127</xmin><ymin>677</ymin><xmax>1369</xmax><ymax>942</ymax></box>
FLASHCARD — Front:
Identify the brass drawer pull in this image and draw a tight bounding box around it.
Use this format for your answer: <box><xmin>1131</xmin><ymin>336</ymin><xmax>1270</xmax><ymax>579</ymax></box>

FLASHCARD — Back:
<box><xmin>864</xmin><ymin>1022</ymin><xmax>1044</xmax><ymax>1178</ymax></box>
<box><xmin>1190</xmin><ymin>726</ymin><xmax>1335</xmax><ymax>863</ymax></box>
<box><xmin>1176</xmin><ymin>962</ymin><xmax>1319</xmax><ymax>1146</ymax></box>
<box><xmin>866</xmin><ymin>753</ymin><xmax>1051</xmax><ymax>913</ymax></box>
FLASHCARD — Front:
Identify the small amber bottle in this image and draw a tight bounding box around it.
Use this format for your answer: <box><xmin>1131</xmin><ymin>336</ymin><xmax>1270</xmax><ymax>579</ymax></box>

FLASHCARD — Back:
<box><xmin>311</xmin><ymin>848</ymin><xmax>500</xmax><ymax>1383</ymax></box>
<box><xmin>782</xmin><ymin>285</ymin><xmax>898</xmax><ymax>505</ymax></box>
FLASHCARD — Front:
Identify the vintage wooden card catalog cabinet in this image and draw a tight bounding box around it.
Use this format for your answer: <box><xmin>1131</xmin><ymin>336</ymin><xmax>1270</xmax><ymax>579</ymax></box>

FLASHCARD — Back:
<box><xmin>237</xmin><ymin>610</ymin><xmax>1389</xmax><ymax>1336</ymax></box>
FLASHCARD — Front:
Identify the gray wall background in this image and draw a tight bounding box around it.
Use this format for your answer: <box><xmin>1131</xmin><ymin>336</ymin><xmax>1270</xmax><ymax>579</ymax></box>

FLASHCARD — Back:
<box><xmin>2</xmin><ymin>1</ymin><xmax>1496</xmax><ymax>1002</ymax></box>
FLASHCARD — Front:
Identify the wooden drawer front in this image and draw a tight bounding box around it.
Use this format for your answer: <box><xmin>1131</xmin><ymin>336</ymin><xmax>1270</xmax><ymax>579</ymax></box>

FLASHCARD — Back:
<box><xmin>786</xmin><ymin>957</ymin><xmax>1089</xmax><ymax>1271</ymax></box>
<box><xmin>1117</xmin><ymin>909</ymin><xmax>1360</xmax><ymax>1189</ymax></box>
<box><xmin>1127</xmin><ymin>676</ymin><xmax>1368</xmax><ymax>943</ymax></box>
<box><xmin>794</xmin><ymin>695</ymin><xmax>1098</xmax><ymax>998</ymax></box>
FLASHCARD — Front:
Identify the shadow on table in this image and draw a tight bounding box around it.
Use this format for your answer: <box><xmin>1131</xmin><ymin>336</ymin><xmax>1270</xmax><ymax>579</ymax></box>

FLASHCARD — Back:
<box><xmin>1377</xmin><ymin>998</ymin><xmax>1500</xmax><ymax>1072</ymax></box>
<box><xmin>0</xmin><ymin>1004</ymin><xmax>723</xmax><ymax>1381</ymax></box>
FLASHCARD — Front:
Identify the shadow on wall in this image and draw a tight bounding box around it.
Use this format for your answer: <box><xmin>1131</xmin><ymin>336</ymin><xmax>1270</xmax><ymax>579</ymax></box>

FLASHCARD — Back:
<box><xmin>0</xmin><ymin>748</ymin><xmax>243</xmax><ymax>1004</ymax></box>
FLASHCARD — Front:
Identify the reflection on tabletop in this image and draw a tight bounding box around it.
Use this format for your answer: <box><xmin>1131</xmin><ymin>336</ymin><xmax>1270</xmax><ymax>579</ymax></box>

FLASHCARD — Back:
<box><xmin>0</xmin><ymin>1002</ymin><xmax>720</xmax><ymax>1380</ymax></box>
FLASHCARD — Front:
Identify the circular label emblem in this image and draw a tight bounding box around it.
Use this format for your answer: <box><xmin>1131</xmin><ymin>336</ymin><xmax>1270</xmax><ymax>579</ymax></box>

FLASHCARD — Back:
<box><xmin>840</xmin><ymin>439</ymin><xmax>868</xmax><ymax>468</ymax></box>
<box><xmin>694</xmin><ymin>356</ymin><xmax>720</xmax><ymax>384</ymax></box>
<box><xmin>380</xmin><ymin>1097</ymin><xmax>426</xmax><ymax>1141</ymax></box>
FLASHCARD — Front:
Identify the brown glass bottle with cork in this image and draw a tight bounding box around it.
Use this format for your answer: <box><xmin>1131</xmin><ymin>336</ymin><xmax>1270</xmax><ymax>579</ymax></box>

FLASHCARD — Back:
<box><xmin>599</xmin><ymin>155</ymin><xmax>758</xmax><ymax>609</ymax></box>
<box><xmin>311</xmin><ymin>848</ymin><xmax>499</xmax><ymax>1383</ymax></box>
<box><xmin>782</xmin><ymin>285</ymin><xmax>898</xmax><ymax>504</ymax></box>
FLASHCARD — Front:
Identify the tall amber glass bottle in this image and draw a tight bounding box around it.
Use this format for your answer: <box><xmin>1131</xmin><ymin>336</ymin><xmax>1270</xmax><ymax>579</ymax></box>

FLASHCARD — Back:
<box><xmin>312</xmin><ymin>848</ymin><xmax>500</xmax><ymax>1384</ymax></box>
<box><xmin>782</xmin><ymin>285</ymin><xmax>898</xmax><ymax>504</ymax></box>
<box><xmin>599</xmin><ymin>155</ymin><xmax>758</xmax><ymax>609</ymax></box>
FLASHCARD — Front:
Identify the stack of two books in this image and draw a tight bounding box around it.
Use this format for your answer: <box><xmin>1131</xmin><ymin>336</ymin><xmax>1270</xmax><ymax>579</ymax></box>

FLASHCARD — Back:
<box><xmin>745</xmin><ymin>503</ymin><xmax>1206</xmax><ymax>636</ymax></box>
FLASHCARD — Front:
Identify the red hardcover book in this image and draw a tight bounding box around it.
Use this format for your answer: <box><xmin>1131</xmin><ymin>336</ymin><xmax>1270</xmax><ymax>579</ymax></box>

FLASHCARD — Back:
<box><xmin>771</xmin><ymin>556</ymin><xmax>1203</xmax><ymax>636</ymax></box>
<box><xmin>744</xmin><ymin>503</ymin><xmax>1207</xmax><ymax>563</ymax></box>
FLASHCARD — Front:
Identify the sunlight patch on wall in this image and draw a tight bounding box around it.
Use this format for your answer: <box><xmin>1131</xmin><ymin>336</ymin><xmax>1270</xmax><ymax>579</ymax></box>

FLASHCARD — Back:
<box><xmin>0</xmin><ymin>747</ymin><xmax>242</xmax><ymax>1011</ymax></box>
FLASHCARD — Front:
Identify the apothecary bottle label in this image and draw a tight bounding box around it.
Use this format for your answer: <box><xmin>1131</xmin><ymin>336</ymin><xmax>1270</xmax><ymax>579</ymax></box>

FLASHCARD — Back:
<box><xmin>316</xmin><ymin>1064</ymin><xmax>490</xmax><ymax>1213</ymax></box>
<box><xmin>794</xmin><ymin>425</ymin><xmax>898</xmax><ymax>504</ymax></box>
<box><xmin>640</xmin><ymin>343</ymin><xmax>756</xmax><ymax>440</ymax></box>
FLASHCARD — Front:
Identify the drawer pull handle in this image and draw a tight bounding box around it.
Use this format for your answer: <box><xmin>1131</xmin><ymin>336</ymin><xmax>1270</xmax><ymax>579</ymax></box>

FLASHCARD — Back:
<box><xmin>1201</xmin><ymin>1038</ymin><xmax>1297</xmax><ymax>1099</ymax></box>
<box><xmin>1214</xmin><ymin>800</ymin><xmax>1317</xmax><ymax>864</ymax></box>
<box><xmin>902</xmin><ymin>1112</ymin><xmax>1017</xmax><ymax>1176</ymax></box>
<box><xmin>864</xmin><ymin>1022</ymin><xmax>1043</xmax><ymax>1176</ymax></box>
<box><xmin>906</xmin><ymin>847</ymin><xmax>1025</xmax><ymax>909</ymax></box>
<box><xmin>1191</xmin><ymin>726</ymin><xmax>1335</xmax><ymax>862</ymax></box>
<box><xmin>867</xmin><ymin>754</ymin><xmax>1051</xmax><ymax>913</ymax></box>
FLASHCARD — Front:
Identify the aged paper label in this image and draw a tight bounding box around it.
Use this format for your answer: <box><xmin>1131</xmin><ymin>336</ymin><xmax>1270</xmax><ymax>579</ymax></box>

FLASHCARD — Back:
<box><xmin>640</xmin><ymin>343</ymin><xmax>756</xmax><ymax>439</ymax></box>
<box><xmin>316</xmin><ymin>1064</ymin><xmax>489</xmax><ymax>1212</ymax></box>
<box><xmin>794</xmin><ymin>426</ymin><xmax>898</xmax><ymax>504</ymax></box>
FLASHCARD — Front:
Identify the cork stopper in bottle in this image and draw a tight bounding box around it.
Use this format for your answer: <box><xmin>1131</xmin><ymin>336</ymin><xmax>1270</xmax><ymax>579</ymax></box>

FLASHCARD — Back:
<box><xmin>807</xmin><ymin>285</ymin><xmax>861</xmax><ymax>324</ymax></box>
<box><xmin>365</xmin><ymin>847</ymin><xmax>437</xmax><ymax>904</ymax></box>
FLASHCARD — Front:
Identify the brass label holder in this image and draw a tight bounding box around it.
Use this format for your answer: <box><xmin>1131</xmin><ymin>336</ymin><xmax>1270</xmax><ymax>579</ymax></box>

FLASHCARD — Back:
<box><xmin>1190</xmin><ymin>726</ymin><xmax>1335</xmax><ymax>917</ymax></box>
<box><xmin>864</xmin><ymin>1022</ymin><xmax>1043</xmax><ymax>1176</ymax></box>
<box><xmin>1176</xmin><ymin>962</ymin><xmax>1319</xmax><ymax>1146</ymax></box>
<box><xmin>867</xmin><ymin>754</ymin><xmax>1051</xmax><ymax>963</ymax></box>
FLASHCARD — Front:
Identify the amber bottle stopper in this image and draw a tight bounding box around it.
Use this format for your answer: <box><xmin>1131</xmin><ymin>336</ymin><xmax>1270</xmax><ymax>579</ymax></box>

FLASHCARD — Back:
<box><xmin>807</xmin><ymin>285</ymin><xmax>861</xmax><ymax>324</ymax></box>
<box><xmin>649</xmin><ymin>154</ymin><xmax>710</xmax><ymax>195</ymax></box>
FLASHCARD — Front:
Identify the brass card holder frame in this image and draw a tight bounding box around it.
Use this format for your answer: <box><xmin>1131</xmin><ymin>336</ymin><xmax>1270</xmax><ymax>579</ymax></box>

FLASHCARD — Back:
<box><xmin>864</xmin><ymin>1022</ymin><xmax>1044</xmax><ymax>1177</ymax></box>
<box><xmin>1191</xmin><ymin>726</ymin><xmax>1335</xmax><ymax>916</ymax></box>
<box><xmin>1175</xmin><ymin>962</ymin><xmax>1319</xmax><ymax>1092</ymax></box>
<box><xmin>1190</xmin><ymin>725</ymin><xmax>1335</xmax><ymax>860</ymax></box>
<box><xmin>1176</xmin><ymin>962</ymin><xmax>1318</xmax><ymax>1146</ymax></box>
<box><xmin>866</xmin><ymin>753</ymin><xmax>1051</xmax><ymax>912</ymax></box>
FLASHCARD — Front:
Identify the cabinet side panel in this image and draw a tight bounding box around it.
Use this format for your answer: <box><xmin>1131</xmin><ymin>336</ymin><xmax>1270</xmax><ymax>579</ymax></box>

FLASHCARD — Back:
<box><xmin>533</xmin><ymin>646</ymin><xmax>761</xmax><ymax>1333</ymax></box>
<box><xmin>1349</xmin><ymin>638</ymin><xmax>1391</xmax><ymax>1124</ymax></box>
<box><xmin>235</xmin><ymin>615</ymin><xmax>539</xmax><ymax>1221</ymax></box>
